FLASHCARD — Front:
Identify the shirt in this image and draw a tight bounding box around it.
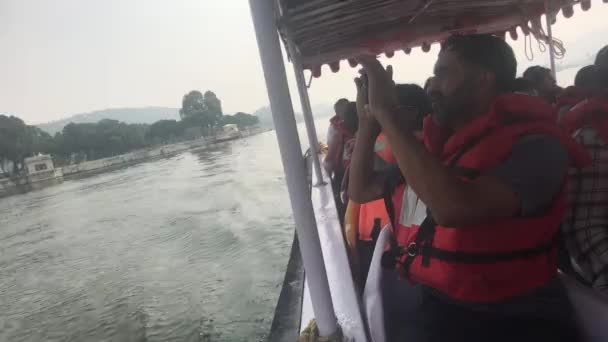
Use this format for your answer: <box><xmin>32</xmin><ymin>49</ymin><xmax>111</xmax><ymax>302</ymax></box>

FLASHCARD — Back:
<box><xmin>562</xmin><ymin>127</ymin><xmax>608</xmax><ymax>293</ymax></box>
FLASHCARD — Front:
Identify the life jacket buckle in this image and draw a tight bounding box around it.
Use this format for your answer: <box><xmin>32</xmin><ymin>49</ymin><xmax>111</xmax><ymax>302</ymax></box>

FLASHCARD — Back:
<box><xmin>407</xmin><ymin>242</ymin><xmax>418</xmax><ymax>257</ymax></box>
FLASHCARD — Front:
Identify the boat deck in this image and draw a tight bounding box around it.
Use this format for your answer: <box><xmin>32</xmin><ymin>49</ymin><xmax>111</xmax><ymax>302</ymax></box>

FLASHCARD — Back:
<box><xmin>300</xmin><ymin>166</ymin><xmax>367</xmax><ymax>341</ymax></box>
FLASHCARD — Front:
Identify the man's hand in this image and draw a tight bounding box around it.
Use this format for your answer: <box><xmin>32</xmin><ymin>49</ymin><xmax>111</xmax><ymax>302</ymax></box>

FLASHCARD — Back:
<box><xmin>356</xmin><ymin>56</ymin><xmax>397</xmax><ymax>120</ymax></box>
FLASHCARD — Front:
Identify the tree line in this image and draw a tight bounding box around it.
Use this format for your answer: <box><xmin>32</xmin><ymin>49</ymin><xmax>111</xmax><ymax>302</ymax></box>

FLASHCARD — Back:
<box><xmin>0</xmin><ymin>90</ymin><xmax>259</xmax><ymax>175</ymax></box>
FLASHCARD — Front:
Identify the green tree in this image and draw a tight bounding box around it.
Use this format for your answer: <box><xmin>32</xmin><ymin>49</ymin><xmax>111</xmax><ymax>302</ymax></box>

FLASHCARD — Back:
<box><xmin>203</xmin><ymin>91</ymin><xmax>223</xmax><ymax>128</ymax></box>
<box><xmin>58</xmin><ymin>120</ymin><xmax>151</xmax><ymax>161</ymax></box>
<box><xmin>0</xmin><ymin>115</ymin><xmax>31</xmax><ymax>173</ymax></box>
<box><xmin>179</xmin><ymin>90</ymin><xmax>205</xmax><ymax>120</ymax></box>
<box><xmin>0</xmin><ymin>115</ymin><xmax>56</xmax><ymax>174</ymax></box>
<box><xmin>147</xmin><ymin>120</ymin><xmax>183</xmax><ymax>144</ymax></box>
<box><xmin>179</xmin><ymin>90</ymin><xmax>225</xmax><ymax>136</ymax></box>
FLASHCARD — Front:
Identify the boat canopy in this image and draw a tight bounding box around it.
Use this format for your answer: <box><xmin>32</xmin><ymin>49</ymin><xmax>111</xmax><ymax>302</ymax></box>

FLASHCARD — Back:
<box><xmin>275</xmin><ymin>0</ymin><xmax>602</xmax><ymax>77</ymax></box>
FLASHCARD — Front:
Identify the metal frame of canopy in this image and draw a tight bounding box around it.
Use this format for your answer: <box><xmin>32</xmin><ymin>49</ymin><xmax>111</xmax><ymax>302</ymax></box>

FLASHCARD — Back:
<box><xmin>248</xmin><ymin>0</ymin><xmax>606</xmax><ymax>339</ymax></box>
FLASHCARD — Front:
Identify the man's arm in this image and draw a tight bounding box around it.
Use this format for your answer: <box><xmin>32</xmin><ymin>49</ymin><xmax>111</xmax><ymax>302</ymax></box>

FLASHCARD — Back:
<box><xmin>348</xmin><ymin>73</ymin><xmax>386</xmax><ymax>203</ymax></box>
<box><xmin>377</xmin><ymin>112</ymin><xmax>520</xmax><ymax>226</ymax></box>
<box><xmin>348</xmin><ymin>122</ymin><xmax>384</xmax><ymax>203</ymax></box>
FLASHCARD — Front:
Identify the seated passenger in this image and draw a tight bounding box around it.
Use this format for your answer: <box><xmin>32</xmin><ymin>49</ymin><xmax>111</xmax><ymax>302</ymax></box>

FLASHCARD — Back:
<box><xmin>561</xmin><ymin>66</ymin><xmax>608</xmax><ymax>293</ymax></box>
<box><xmin>523</xmin><ymin>65</ymin><xmax>561</xmax><ymax>104</ymax></box>
<box><xmin>351</xmin><ymin>34</ymin><xmax>590</xmax><ymax>342</ymax></box>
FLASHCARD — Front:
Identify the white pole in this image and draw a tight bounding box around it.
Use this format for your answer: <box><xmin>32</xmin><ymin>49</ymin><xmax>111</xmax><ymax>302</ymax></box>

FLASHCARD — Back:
<box><xmin>545</xmin><ymin>0</ymin><xmax>557</xmax><ymax>79</ymax></box>
<box><xmin>248</xmin><ymin>0</ymin><xmax>338</xmax><ymax>337</ymax></box>
<box><xmin>287</xmin><ymin>41</ymin><xmax>326</xmax><ymax>186</ymax></box>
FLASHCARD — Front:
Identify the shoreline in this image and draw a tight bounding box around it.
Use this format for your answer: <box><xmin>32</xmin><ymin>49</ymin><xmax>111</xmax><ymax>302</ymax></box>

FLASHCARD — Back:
<box><xmin>0</xmin><ymin>127</ymin><xmax>271</xmax><ymax>199</ymax></box>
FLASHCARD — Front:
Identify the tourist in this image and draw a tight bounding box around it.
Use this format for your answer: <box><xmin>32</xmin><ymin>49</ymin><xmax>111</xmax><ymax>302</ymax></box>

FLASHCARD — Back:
<box><xmin>523</xmin><ymin>65</ymin><xmax>561</xmax><ymax>104</ymax></box>
<box><xmin>324</xmin><ymin>98</ymin><xmax>352</xmax><ymax>217</ymax></box>
<box><xmin>350</xmin><ymin>82</ymin><xmax>431</xmax><ymax>287</ymax></box>
<box><xmin>556</xmin><ymin>65</ymin><xmax>605</xmax><ymax>118</ymax></box>
<box><xmin>352</xmin><ymin>34</ymin><xmax>589</xmax><ymax>342</ymax></box>
<box><xmin>324</xmin><ymin>98</ymin><xmax>350</xmax><ymax>176</ymax></box>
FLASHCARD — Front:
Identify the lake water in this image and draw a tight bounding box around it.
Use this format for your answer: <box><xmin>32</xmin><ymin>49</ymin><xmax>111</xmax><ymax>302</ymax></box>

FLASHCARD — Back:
<box><xmin>0</xmin><ymin>121</ymin><xmax>328</xmax><ymax>342</ymax></box>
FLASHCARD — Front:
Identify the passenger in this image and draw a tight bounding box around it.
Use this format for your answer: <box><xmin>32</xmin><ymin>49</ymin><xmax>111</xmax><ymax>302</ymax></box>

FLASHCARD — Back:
<box><xmin>340</xmin><ymin>102</ymin><xmax>359</xmax><ymax>172</ymax></box>
<box><xmin>351</xmin><ymin>34</ymin><xmax>590</xmax><ymax>342</ymax></box>
<box><xmin>324</xmin><ymin>98</ymin><xmax>350</xmax><ymax>175</ymax></box>
<box><xmin>324</xmin><ymin>98</ymin><xmax>352</xmax><ymax>218</ymax></box>
<box><xmin>560</xmin><ymin>66</ymin><xmax>608</xmax><ymax>293</ymax></box>
<box><xmin>354</xmin><ymin>83</ymin><xmax>431</xmax><ymax>287</ymax></box>
<box><xmin>512</xmin><ymin>77</ymin><xmax>538</xmax><ymax>96</ymax></box>
<box><xmin>557</xmin><ymin>65</ymin><xmax>604</xmax><ymax>118</ymax></box>
<box><xmin>523</xmin><ymin>65</ymin><xmax>561</xmax><ymax>104</ymax></box>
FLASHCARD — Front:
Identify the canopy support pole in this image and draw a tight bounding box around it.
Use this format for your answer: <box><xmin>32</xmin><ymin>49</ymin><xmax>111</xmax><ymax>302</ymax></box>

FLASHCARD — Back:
<box><xmin>287</xmin><ymin>41</ymin><xmax>325</xmax><ymax>186</ymax></box>
<box><xmin>545</xmin><ymin>0</ymin><xmax>557</xmax><ymax>79</ymax></box>
<box><xmin>248</xmin><ymin>0</ymin><xmax>337</xmax><ymax>337</ymax></box>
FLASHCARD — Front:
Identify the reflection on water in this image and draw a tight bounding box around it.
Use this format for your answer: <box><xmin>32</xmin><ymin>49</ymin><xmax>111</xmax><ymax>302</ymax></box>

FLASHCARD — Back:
<box><xmin>0</xmin><ymin>131</ymin><xmax>297</xmax><ymax>342</ymax></box>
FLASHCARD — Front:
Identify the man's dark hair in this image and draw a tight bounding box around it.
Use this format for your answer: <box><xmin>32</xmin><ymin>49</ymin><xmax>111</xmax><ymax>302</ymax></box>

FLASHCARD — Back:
<box><xmin>575</xmin><ymin>65</ymin><xmax>601</xmax><ymax>89</ymax></box>
<box><xmin>595</xmin><ymin>45</ymin><xmax>608</xmax><ymax>68</ymax></box>
<box><xmin>395</xmin><ymin>83</ymin><xmax>432</xmax><ymax>130</ymax></box>
<box><xmin>334</xmin><ymin>98</ymin><xmax>349</xmax><ymax>113</ymax></box>
<box><xmin>442</xmin><ymin>34</ymin><xmax>517</xmax><ymax>92</ymax></box>
<box><xmin>523</xmin><ymin>66</ymin><xmax>551</xmax><ymax>86</ymax></box>
<box><xmin>512</xmin><ymin>77</ymin><xmax>537</xmax><ymax>95</ymax></box>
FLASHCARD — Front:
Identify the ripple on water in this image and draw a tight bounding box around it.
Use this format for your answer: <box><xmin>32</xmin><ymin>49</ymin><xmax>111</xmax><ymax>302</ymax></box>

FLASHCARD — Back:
<box><xmin>0</xmin><ymin>131</ymin><xmax>296</xmax><ymax>342</ymax></box>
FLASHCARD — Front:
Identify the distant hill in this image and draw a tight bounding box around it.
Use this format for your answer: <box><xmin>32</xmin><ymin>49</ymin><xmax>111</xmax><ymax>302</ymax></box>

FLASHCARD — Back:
<box><xmin>253</xmin><ymin>103</ymin><xmax>334</xmax><ymax>129</ymax></box>
<box><xmin>37</xmin><ymin>107</ymin><xmax>180</xmax><ymax>134</ymax></box>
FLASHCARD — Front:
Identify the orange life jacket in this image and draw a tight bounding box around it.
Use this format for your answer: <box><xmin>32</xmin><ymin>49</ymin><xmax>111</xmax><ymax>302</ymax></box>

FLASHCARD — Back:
<box><xmin>357</xmin><ymin>133</ymin><xmax>395</xmax><ymax>241</ymax></box>
<box><xmin>384</xmin><ymin>93</ymin><xmax>591</xmax><ymax>302</ymax></box>
<box><xmin>374</xmin><ymin>132</ymin><xmax>395</xmax><ymax>164</ymax></box>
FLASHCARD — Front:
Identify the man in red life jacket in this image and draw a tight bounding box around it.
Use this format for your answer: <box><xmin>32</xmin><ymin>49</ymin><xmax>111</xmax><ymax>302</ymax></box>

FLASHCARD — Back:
<box><xmin>325</xmin><ymin>98</ymin><xmax>352</xmax><ymax>219</ymax></box>
<box><xmin>350</xmin><ymin>34</ymin><xmax>590</xmax><ymax>342</ymax></box>
<box><xmin>324</xmin><ymin>98</ymin><xmax>350</xmax><ymax>176</ymax></box>
<box><xmin>560</xmin><ymin>65</ymin><xmax>608</xmax><ymax>293</ymax></box>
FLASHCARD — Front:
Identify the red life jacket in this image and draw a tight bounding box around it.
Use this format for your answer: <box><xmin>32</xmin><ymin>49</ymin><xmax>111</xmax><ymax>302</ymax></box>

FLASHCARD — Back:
<box><xmin>385</xmin><ymin>93</ymin><xmax>591</xmax><ymax>302</ymax></box>
<box><xmin>562</xmin><ymin>95</ymin><xmax>608</xmax><ymax>143</ymax></box>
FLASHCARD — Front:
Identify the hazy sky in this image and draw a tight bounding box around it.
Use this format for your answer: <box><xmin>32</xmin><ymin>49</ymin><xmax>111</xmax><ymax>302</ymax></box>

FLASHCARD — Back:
<box><xmin>1</xmin><ymin>0</ymin><xmax>608</xmax><ymax>125</ymax></box>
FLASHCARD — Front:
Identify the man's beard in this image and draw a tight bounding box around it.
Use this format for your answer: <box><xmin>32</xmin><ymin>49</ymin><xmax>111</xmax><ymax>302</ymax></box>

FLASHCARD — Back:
<box><xmin>430</xmin><ymin>80</ymin><xmax>476</xmax><ymax>128</ymax></box>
